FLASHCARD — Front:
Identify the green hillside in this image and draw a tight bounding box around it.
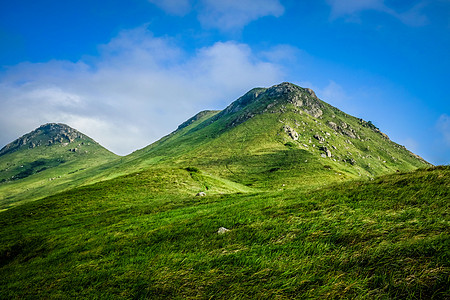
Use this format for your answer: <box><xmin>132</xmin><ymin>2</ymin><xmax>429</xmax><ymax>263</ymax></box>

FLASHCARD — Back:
<box><xmin>0</xmin><ymin>123</ymin><xmax>118</xmax><ymax>210</ymax></box>
<box><xmin>108</xmin><ymin>82</ymin><xmax>429</xmax><ymax>192</ymax></box>
<box><xmin>0</xmin><ymin>83</ymin><xmax>430</xmax><ymax>209</ymax></box>
<box><xmin>0</xmin><ymin>165</ymin><xmax>448</xmax><ymax>299</ymax></box>
<box><xmin>0</xmin><ymin>83</ymin><xmax>446</xmax><ymax>299</ymax></box>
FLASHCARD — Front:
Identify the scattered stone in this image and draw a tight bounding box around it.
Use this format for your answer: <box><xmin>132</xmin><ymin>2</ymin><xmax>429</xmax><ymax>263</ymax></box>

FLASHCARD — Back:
<box><xmin>313</xmin><ymin>134</ymin><xmax>325</xmax><ymax>143</ymax></box>
<box><xmin>283</xmin><ymin>125</ymin><xmax>299</xmax><ymax>140</ymax></box>
<box><xmin>217</xmin><ymin>227</ymin><xmax>230</xmax><ymax>234</ymax></box>
<box><xmin>320</xmin><ymin>146</ymin><xmax>332</xmax><ymax>157</ymax></box>
<box><xmin>327</xmin><ymin>121</ymin><xmax>338</xmax><ymax>131</ymax></box>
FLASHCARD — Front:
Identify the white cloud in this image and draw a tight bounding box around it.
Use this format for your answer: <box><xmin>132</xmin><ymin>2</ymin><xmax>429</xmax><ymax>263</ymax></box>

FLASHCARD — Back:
<box><xmin>147</xmin><ymin>0</ymin><xmax>192</xmax><ymax>16</ymax></box>
<box><xmin>198</xmin><ymin>0</ymin><xmax>284</xmax><ymax>31</ymax></box>
<box><xmin>147</xmin><ymin>0</ymin><xmax>284</xmax><ymax>31</ymax></box>
<box><xmin>327</xmin><ymin>0</ymin><xmax>385</xmax><ymax>17</ymax></box>
<box><xmin>0</xmin><ymin>26</ymin><xmax>286</xmax><ymax>155</ymax></box>
<box><xmin>326</xmin><ymin>0</ymin><xmax>428</xmax><ymax>26</ymax></box>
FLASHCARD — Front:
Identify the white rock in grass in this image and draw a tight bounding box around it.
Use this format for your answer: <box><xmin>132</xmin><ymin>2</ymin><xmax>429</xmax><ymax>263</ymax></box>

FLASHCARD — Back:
<box><xmin>217</xmin><ymin>227</ymin><xmax>230</xmax><ymax>234</ymax></box>
<box><xmin>196</xmin><ymin>192</ymin><xmax>206</xmax><ymax>197</ymax></box>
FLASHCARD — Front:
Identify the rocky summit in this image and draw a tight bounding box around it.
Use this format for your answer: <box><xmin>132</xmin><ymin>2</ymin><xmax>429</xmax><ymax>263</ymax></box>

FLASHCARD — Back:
<box><xmin>0</xmin><ymin>123</ymin><xmax>117</xmax><ymax>208</ymax></box>
<box><xmin>0</xmin><ymin>123</ymin><xmax>86</xmax><ymax>156</ymax></box>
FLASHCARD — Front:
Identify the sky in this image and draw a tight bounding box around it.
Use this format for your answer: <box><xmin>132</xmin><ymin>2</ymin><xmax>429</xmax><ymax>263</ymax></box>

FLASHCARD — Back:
<box><xmin>0</xmin><ymin>0</ymin><xmax>449</xmax><ymax>165</ymax></box>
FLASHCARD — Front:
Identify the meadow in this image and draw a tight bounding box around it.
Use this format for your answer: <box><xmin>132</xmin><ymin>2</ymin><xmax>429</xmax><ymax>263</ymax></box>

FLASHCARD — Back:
<box><xmin>1</xmin><ymin>165</ymin><xmax>448</xmax><ymax>299</ymax></box>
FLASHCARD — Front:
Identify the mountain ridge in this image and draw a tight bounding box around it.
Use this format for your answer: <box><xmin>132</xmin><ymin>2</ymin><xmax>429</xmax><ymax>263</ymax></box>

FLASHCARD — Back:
<box><xmin>0</xmin><ymin>82</ymin><xmax>432</xmax><ymax>208</ymax></box>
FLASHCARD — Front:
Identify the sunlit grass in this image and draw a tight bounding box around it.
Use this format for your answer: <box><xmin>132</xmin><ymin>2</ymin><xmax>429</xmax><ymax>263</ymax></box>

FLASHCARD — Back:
<box><xmin>1</xmin><ymin>166</ymin><xmax>448</xmax><ymax>298</ymax></box>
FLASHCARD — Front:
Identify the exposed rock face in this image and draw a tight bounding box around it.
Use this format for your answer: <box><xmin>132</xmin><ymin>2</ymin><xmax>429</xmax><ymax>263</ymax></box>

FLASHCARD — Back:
<box><xmin>284</xmin><ymin>125</ymin><xmax>299</xmax><ymax>140</ymax></box>
<box><xmin>217</xmin><ymin>82</ymin><xmax>324</xmax><ymax>128</ymax></box>
<box><xmin>326</xmin><ymin>121</ymin><xmax>359</xmax><ymax>139</ymax></box>
<box><xmin>266</xmin><ymin>82</ymin><xmax>323</xmax><ymax>118</ymax></box>
<box><xmin>313</xmin><ymin>134</ymin><xmax>325</xmax><ymax>143</ymax></box>
<box><xmin>0</xmin><ymin>123</ymin><xmax>86</xmax><ymax>156</ymax></box>
<box><xmin>320</xmin><ymin>146</ymin><xmax>332</xmax><ymax>157</ymax></box>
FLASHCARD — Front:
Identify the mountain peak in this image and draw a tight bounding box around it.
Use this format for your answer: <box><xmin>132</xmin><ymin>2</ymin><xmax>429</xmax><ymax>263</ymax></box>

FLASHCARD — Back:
<box><xmin>0</xmin><ymin>123</ymin><xmax>87</xmax><ymax>156</ymax></box>
<box><xmin>266</xmin><ymin>82</ymin><xmax>317</xmax><ymax>99</ymax></box>
<box><xmin>214</xmin><ymin>82</ymin><xmax>324</xmax><ymax>129</ymax></box>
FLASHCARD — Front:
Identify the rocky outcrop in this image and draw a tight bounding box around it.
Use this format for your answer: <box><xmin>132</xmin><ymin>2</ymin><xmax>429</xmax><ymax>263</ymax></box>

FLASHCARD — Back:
<box><xmin>266</xmin><ymin>83</ymin><xmax>323</xmax><ymax>118</ymax></box>
<box><xmin>0</xmin><ymin>123</ymin><xmax>86</xmax><ymax>156</ymax></box>
<box><xmin>320</xmin><ymin>146</ymin><xmax>332</xmax><ymax>157</ymax></box>
<box><xmin>284</xmin><ymin>125</ymin><xmax>299</xmax><ymax>140</ymax></box>
<box><xmin>326</xmin><ymin>121</ymin><xmax>359</xmax><ymax>139</ymax></box>
<box><xmin>216</xmin><ymin>83</ymin><xmax>325</xmax><ymax>129</ymax></box>
<box><xmin>313</xmin><ymin>134</ymin><xmax>325</xmax><ymax>143</ymax></box>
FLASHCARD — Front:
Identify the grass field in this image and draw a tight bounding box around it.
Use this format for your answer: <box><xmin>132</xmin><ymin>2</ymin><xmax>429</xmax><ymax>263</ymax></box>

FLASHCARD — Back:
<box><xmin>1</xmin><ymin>166</ymin><xmax>448</xmax><ymax>299</ymax></box>
<box><xmin>0</xmin><ymin>84</ymin><xmax>444</xmax><ymax>299</ymax></box>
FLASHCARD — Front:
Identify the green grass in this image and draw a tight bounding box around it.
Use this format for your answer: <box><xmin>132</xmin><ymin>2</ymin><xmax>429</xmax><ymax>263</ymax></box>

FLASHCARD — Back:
<box><xmin>1</xmin><ymin>166</ymin><xmax>448</xmax><ymax>299</ymax></box>
<box><xmin>0</xmin><ymin>83</ymin><xmax>442</xmax><ymax>298</ymax></box>
<box><xmin>0</xmin><ymin>83</ymin><xmax>429</xmax><ymax>210</ymax></box>
<box><xmin>0</xmin><ymin>136</ymin><xmax>118</xmax><ymax>210</ymax></box>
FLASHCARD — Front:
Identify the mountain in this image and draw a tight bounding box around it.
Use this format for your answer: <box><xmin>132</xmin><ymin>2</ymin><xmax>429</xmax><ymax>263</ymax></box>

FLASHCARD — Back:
<box><xmin>0</xmin><ymin>123</ymin><xmax>118</xmax><ymax>209</ymax></box>
<box><xmin>114</xmin><ymin>82</ymin><xmax>430</xmax><ymax>192</ymax></box>
<box><xmin>0</xmin><ymin>83</ymin><xmax>446</xmax><ymax>299</ymax></box>
<box><xmin>0</xmin><ymin>83</ymin><xmax>431</xmax><ymax>208</ymax></box>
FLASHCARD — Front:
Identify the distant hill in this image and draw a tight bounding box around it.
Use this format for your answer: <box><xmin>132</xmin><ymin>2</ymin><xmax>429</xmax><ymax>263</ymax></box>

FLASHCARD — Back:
<box><xmin>0</xmin><ymin>123</ymin><xmax>118</xmax><ymax>209</ymax></box>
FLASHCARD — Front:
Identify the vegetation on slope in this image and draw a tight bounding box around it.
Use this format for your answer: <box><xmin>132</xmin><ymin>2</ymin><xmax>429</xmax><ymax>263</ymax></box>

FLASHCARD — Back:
<box><xmin>0</xmin><ymin>166</ymin><xmax>448</xmax><ymax>299</ymax></box>
<box><xmin>0</xmin><ymin>123</ymin><xmax>118</xmax><ymax>210</ymax></box>
<box><xmin>114</xmin><ymin>83</ymin><xmax>430</xmax><ymax>190</ymax></box>
<box><xmin>0</xmin><ymin>83</ymin><xmax>430</xmax><ymax>209</ymax></box>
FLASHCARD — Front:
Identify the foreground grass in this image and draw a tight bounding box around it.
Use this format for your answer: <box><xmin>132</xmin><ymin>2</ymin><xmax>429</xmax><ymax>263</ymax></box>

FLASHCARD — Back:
<box><xmin>0</xmin><ymin>166</ymin><xmax>448</xmax><ymax>299</ymax></box>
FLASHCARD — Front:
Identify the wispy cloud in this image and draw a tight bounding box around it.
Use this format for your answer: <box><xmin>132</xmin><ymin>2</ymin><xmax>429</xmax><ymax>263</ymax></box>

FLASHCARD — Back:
<box><xmin>326</xmin><ymin>0</ymin><xmax>428</xmax><ymax>26</ymax></box>
<box><xmin>437</xmin><ymin>114</ymin><xmax>450</xmax><ymax>146</ymax></box>
<box><xmin>147</xmin><ymin>0</ymin><xmax>192</xmax><ymax>16</ymax></box>
<box><xmin>197</xmin><ymin>0</ymin><xmax>284</xmax><ymax>31</ymax></box>
<box><xmin>0</xmin><ymin>26</ymin><xmax>286</xmax><ymax>155</ymax></box>
<box><xmin>147</xmin><ymin>0</ymin><xmax>284</xmax><ymax>31</ymax></box>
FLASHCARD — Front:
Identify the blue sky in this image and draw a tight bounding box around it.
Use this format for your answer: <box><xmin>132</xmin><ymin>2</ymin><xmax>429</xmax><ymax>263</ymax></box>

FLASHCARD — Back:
<box><xmin>0</xmin><ymin>0</ymin><xmax>449</xmax><ymax>164</ymax></box>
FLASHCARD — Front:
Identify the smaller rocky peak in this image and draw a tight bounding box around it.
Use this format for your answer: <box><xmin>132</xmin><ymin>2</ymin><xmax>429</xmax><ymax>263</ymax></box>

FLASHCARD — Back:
<box><xmin>0</xmin><ymin>123</ymin><xmax>86</xmax><ymax>156</ymax></box>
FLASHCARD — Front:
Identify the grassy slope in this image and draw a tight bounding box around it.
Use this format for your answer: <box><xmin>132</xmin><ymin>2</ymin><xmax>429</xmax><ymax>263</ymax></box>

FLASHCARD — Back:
<box><xmin>0</xmin><ymin>166</ymin><xmax>448</xmax><ymax>299</ymax></box>
<box><xmin>0</xmin><ymin>84</ymin><xmax>429</xmax><ymax>210</ymax></box>
<box><xmin>0</xmin><ymin>135</ymin><xmax>118</xmax><ymax>210</ymax></box>
<box><xmin>107</xmin><ymin>84</ymin><xmax>429</xmax><ymax>192</ymax></box>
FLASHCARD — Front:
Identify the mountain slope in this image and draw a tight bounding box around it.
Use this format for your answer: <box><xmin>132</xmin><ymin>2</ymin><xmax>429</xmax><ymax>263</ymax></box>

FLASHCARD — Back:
<box><xmin>0</xmin><ymin>83</ymin><xmax>431</xmax><ymax>208</ymax></box>
<box><xmin>0</xmin><ymin>123</ymin><xmax>118</xmax><ymax>209</ymax></box>
<box><xmin>113</xmin><ymin>82</ymin><xmax>430</xmax><ymax>191</ymax></box>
